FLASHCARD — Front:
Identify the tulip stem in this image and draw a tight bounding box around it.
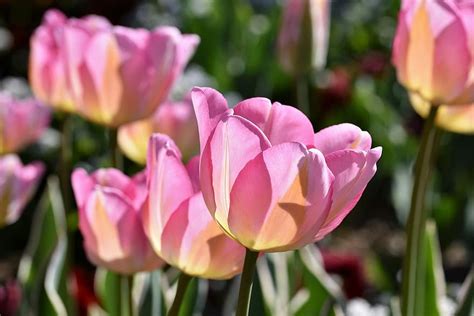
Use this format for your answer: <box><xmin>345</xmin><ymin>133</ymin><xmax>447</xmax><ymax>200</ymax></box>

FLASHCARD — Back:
<box><xmin>401</xmin><ymin>104</ymin><xmax>441</xmax><ymax>316</ymax></box>
<box><xmin>236</xmin><ymin>249</ymin><xmax>259</xmax><ymax>316</ymax></box>
<box><xmin>120</xmin><ymin>275</ymin><xmax>134</xmax><ymax>316</ymax></box>
<box><xmin>58</xmin><ymin>114</ymin><xmax>72</xmax><ymax>213</ymax></box>
<box><xmin>296</xmin><ymin>75</ymin><xmax>310</xmax><ymax>116</ymax></box>
<box><xmin>108</xmin><ymin>128</ymin><xmax>123</xmax><ymax>169</ymax></box>
<box><xmin>167</xmin><ymin>273</ymin><xmax>193</xmax><ymax>316</ymax></box>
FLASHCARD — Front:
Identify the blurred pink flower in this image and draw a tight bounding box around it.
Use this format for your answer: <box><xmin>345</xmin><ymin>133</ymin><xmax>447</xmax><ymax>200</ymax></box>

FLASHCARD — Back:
<box><xmin>29</xmin><ymin>9</ymin><xmax>111</xmax><ymax>112</ymax></box>
<box><xmin>278</xmin><ymin>0</ymin><xmax>331</xmax><ymax>76</ymax></box>
<box><xmin>192</xmin><ymin>87</ymin><xmax>381</xmax><ymax>252</ymax></box>
<box><xmin>0</xmin><ymin>93</ymin><xmax>50</xmax><ymax>154</ymax></box>
<box><xmin>118</xmin><ymin>96</ymin><xmax>199</xmax><ymax>164</ymax></box>
<box><xmin>143</xmin><ymin>134</ymin><xmax>245</xmax><ymax>279</ymax></box>
<box><xmin>0</xmin><ymin>155</ymin><xmax>44</xmax><ymax>227</ymax></box>
<box><xmin>392</xmin><ymin>0</ymin><xmax>474</xmax><ymax>105</ymax></box>
<box><xmin>71</xmin><ymin>168</ymin><xmax>164</xmax><ymax>275</ymax></box>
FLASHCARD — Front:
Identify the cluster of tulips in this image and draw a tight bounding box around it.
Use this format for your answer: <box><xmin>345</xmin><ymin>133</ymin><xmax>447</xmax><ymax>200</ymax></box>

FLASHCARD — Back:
<box><xmin>0</xmin><ymin>0</ymin><xmax>473</xmax><ymax>315</ymax></box>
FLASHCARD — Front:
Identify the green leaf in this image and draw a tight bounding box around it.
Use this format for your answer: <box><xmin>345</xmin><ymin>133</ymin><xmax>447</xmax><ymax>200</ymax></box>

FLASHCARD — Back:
<box><xmin>17</xmin><ymin>177</ymin><xmax>74</xmax><ymax>315</ymax></box>
<box><xmin>138</xmin><ymin>270</ymin><xmax>165</xmax><ymax>316</ymax></box>
<box><xmin>294</xmin><ymin>245</ymin><xmax>345</xmax><ymax>316</ymax></box>
<box><xmin>95</xmin><ymin>268</ymin><xmax>121</xmax><ymax>316</ymax></box>
<box><xmin>455</xmin><ymin>267</ymin><xmax>474</xmax><ymax>316</ymax></box>
<box><xmin>423</xmin><ymin>221</ymin><xmax>446</xmax><ymax>316</ymax></box>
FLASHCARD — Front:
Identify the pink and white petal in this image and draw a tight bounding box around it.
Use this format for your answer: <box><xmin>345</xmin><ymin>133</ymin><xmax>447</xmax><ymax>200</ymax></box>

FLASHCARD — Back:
<box><xmin>313</xmin><ymin>123</ymin><xmax>372</xmax><ymax>155</ymax></box>
<box><xmin>191</xmin><ymin>87</ymin><xmax>231</xmax><ymax>152</ymax></box>
<box><xmin>229</xmin><ymin>143</ymin><xmax>333</xmax><ymax>251</ymax></box>
<box><xmin>203</xmin><ymin>115</ymin><xmax>271</xmax><ymax>233</ymax></box>
<box><xmin>234</xmin><ymin>99</ymin><xmax>314</xmax><ymax>146</ymax></box>
<box><xmin>145</xmin><ymin>134</ymin><xmax>194</xmax><ymax>252</ymax></box>
<box><xmin>71</xmin><ymin>168</ymin><xmax>96</xmax><ymax>209</ymax></box>
<box><xmin>186</xmin><ymin>155</ymin><xmax>201</xmax><ymax>193</ymax></box>
<box><xmin>315</xmin><ymin>147</ymin><xmax>382</xmax><ymax>240</ymax></box>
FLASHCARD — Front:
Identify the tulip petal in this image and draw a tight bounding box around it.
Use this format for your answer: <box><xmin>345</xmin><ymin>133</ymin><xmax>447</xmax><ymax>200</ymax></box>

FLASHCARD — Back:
<box><xmin>228</xmin><ymin>143</ymin><xmax>334</xmax><ymax>251</ymax></box>
<box><xmin>144</xmin><ymin>134</ymin><xmax>194</xmax><ymax>253</ymax></box>
<box><xmin>160</xmin><ymin>193</ymin><xmax>245</xmax><ymax>279</ymax></box>
<box><xmin>410</xmin><ymin>93</ymin><xmax>474</xmax><ymax>134</ymax></box>
<box><xmin>71</xmin><ymin>168</ymin><xmax>96</xmax><ymax>209</ymax></box>
<box><xmin>233</xmin><ymin>98</ymin><xmax>314</xmax><ymax>146</ymax></box>
<box><xmin>201</xmin><ymin>115</ymin><xmax>271</xmax><ymax>234</ymax></box>
<box><xmin>191</xmin><ymin>87</ymin><xmax>230</xmax><ymax>151</ymax></box>
<box><xmin>313</xmin><ymin>123</ymin><xmax>372</xmax><ymax>155</ymax></box>
<box><xmin>316</xmin><ymin>147</ymin><xmax>382</xmax><ymax>240</ymax></box>
<box><xmin>186</xmin><ymin>156</ymin><xmax>200</xmax><ymax>193</ymax></box>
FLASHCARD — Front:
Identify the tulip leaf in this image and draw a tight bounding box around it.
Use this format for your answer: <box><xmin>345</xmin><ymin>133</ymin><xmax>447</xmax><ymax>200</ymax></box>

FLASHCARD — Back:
<box><xmin>138</xmin><ymin>270</ymin><xmax>165</xmax><ymax>316</ymax></box>
<box><xmin>421</xmin><ymin>220</ymin><xmax>446</xmax><ymax>316</ymax></box>
<box><xmin>17</xmin><ymin>177</ymin><xmax>74</xmax><ymax>315</ymax></box>
<box><xmin>95</xmin><ymin>268</ymin><xmax>121</xmax><ymax>316</ymax></box>
<box><xmin>176</xmin><ymin>277</ymin><xmax>208</xmax><ymax>316</ymax></box>
<box><xmin>455</xmin><ymin>266</ymin><xmax>474</xmax><ymax>316</ymax></box>
<box><xmin>294</xmin><ymin>245</ymin><xmax>345</xmax><ymax>316</ymax></box>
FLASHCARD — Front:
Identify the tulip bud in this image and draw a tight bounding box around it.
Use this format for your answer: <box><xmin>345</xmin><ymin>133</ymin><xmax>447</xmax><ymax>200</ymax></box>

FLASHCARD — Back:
<box><xmin>0</xmin><ymin>93</ymin><xmax>50</xmax><ymax>154</ymax></box>
<box><xmin>278</xmin><ymin>0</ymin><xmax>331</xmax><ymax>76</ymax></box>
<box><xmin>0</xmin><ymin>155</ymin><xmax>44</xmax><ymax>227</ymax></box>
<box><xmin>143</xmin><ymin>135</ymin><xmax>246</xmax><ymax>279</ymax></box>
<box><xmin>118</xmin><ymin>96</ymin><xmax>198</xmax><ymax>164</ymax></box>
<box><xmin>392</xmin><ymin>0</ymin><xmax>474</xmax><ymax>105</ymax></box>
<box><xmin>191</xmin><ymin>87</ymin><xmax>381</xmax><ymax>252</ymax></box>
<box><xmin>71</xmin><ymin>168</ymin><xmax>164</xmax><ymax>274</ymax></box>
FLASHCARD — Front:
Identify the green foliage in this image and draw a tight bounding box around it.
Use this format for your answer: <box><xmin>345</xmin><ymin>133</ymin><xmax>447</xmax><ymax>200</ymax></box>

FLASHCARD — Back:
<box><xmin>17</xmin><ymin>177</ymin><xmax>74</xmax><ymax>315</ymax></box>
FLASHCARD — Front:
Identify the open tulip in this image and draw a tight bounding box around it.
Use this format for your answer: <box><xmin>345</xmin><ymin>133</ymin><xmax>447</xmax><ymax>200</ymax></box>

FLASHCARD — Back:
<box><xmin>30</xmin><ymin>9</ymin><xmax>111</xmax><ymax>112</ymax></box>
<box><xmin>392</xmin><ymin>0</ymin><xmax>474</xmax><ymax>105</ymax></box>
<box><xmin>143</xmin><ymin>134</ymin><xmax>245</xmax><ymax>279</ymax></box>
<box><xmin>61</xmin><ymin>18</ymin><xmax>199</xmax><ymax>127</ymax></box>
<box><xmin>192</xmin><ymin>87</ymin><xmax>381</xmax><ymax>252</ymax></box>
<box><xmin>0</xmin><ymin>93</ymin><xmax>50</xmax><ymax>154</ymax></box>
<box><xmin>409</xmin><ymin>93</ymin><xmax>474</xmax><ymax>134</ymax></box>
<box><xmin>278</xmin><ymin>0</ymin><xmax>331</xmax><ymax>76</ymax></box>
<box><xmin>0</xmin><ymin>155</ymin><xmax>44</xmax><ymax>228</ymax></box>
<box><xmin>118</xmin><ymin>96</ymin><xmax>198</xmax><ymax>164</ymax></box>
<box><xmin>71</xmin><ymin>168</ymin><xmax>164</xmax><ymax>275</ymax></box>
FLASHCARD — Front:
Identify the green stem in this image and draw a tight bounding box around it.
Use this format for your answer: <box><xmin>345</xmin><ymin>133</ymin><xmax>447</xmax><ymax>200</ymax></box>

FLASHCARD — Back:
<box><xmin>108</xmin><ymin>128</ymin><xmax>123</xmax><ymax>169</ymax></box>
<box><xmin>167</xmin><ymin>273</ymin><xmax>193</xmax><ymax>316</ymax></box>
<box><xmin>296</xmin><ymin>75</ymin><xmax>310</xmax><ymax>117</ymax></box>
<box><xmin>401</xmin><ymin>105</ymin><xmax>441</xmax><ymax>316</ymax></box>
<box><xmin>236</xmin><ymin>249</ymin><xmax>259</xmax><ymax>316</ymax></box>
<box><xmin>58</xmin><ymin>114</ymin><xmax>72</xmax><ymax>213</ymax></box>
<box><xmin>120</xmin><ymin>275</ymin><xmax>134</xmax><ymax>316</ymax></box>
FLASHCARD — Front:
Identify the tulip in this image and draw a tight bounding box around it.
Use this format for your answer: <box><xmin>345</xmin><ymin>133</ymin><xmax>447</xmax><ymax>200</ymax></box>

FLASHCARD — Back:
<box><xmin>71</xmin><ymin>168</ymin><xmax>164</xmax><ymax>275</ymax></box>
<box><xmin>61</xmin><ymin>17</ymin><xmax>199</xmax><ymax>127</ymax></box>
<box><xmin>0</xmin><ymin>155</ymin><xmax>44</xmax><ymax>228</ymax></box>
<box><xmin>410</xmin><ymin>93</ymin><xmax>474</xmax><ymax>134</ymax></box>
<box><xmin>192</xmin><ymin>87</ymin><xmax>381</xmax><ymax>252</ymax></box>
<box><xmin>29</xmin><ymin>9</ymin><xmax>111</xmax><ymax>112</ymax></box>
<box><xmin>392</xmin><ymin>0</ymin><xmax>474</xmax><ymax>105</ymax></box>
<box><xmin>0</xmin><ymin>93</ymin><xmax>50</xmax><ymax>154</ymax></box>
<box><xmin>118</xmin><ymin>97</ymin><xmax>199</xmax><ymax>164</ymax></box>
<box><xmin>278</xmin><ymin>0</ymin><xmax>331</xmax><ymax>76</ymax></box>
<box><xmin>143</xmin><ymin>134</ymin><xmax>245</xmax><ymax>280</ymax></box>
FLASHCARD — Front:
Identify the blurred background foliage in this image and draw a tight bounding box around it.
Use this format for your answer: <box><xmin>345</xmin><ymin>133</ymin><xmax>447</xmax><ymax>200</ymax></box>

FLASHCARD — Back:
<box><xmin>0</xmin><ymin>0</ymin><xmax>472</xmax><ymax>313</ymax></box>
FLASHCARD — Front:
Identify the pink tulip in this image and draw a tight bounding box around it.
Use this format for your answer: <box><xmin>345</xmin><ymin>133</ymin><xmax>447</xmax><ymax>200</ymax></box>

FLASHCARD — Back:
<box><xmin>143</xmin><ymin>134</ymin><xmax>245</xmax><ymax>279</ymax></box>
<box><xmin>60</xmin><ymin>14</ymin><xmax>199</xmax><ymax>127</ymax></box>
<box><xmin>278</xmin><ymin>0</ymin><xmax>331</xmax><ymax>76</ymax></box>
<box><xmin>71</xmin><ymin>168</ymin><xmax>164</xmax><ymax>275</ymax></box>
<box><xmin>192</xmin><ymin>87</ymin><xmax>381</xmax><ymax>252</ymax></box>
<box><xmin>392</xmin><ymin>0</ymin><xmax>474</xmax><ymax>105</ymax></box>
<box><xmin>118</xmin><ymin>96</ymin><xmax>199</xmax><ymax>164</ymax></box>
<box><xmin>0</xmin><ymin>155</ymin><xmax>44</xmax><ymax>227</ymax></box>
<box><xmin>0</xmin><ymin>93</ymin><xmax>50</xmax><ymax>154</ymax></box>
<box><xmin>29</xmin><ymin>9</ymin><xmax>111</xmax><ymax>112</ymax></box>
